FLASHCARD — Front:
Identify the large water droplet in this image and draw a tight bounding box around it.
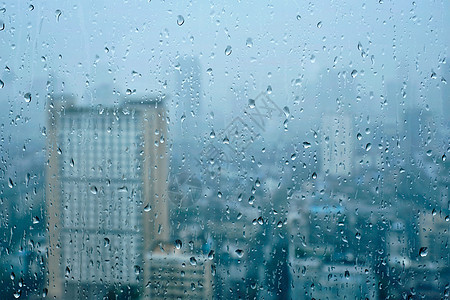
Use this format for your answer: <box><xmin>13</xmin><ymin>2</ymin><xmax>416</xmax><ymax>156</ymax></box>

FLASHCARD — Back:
<box><xmin>225</xmin><ymin>45</ymin><xmax>232</xmax><ymax>56</ymax></box>
<box><xmin>175</xmin><ymin>239</ymin><xmax>182</xmax><ymax>249</ymax></box>
<box><xmin>24</xmin><ymin>92</ymin><xmax>31</xmax><ymax>103</ymax></box>
<box><xmin>419</xmin><ymin>247</ymin><xmax>428</xmax><ymax>257</ymax></box>
<box><xmin>55</xmin><ymin>9</ymin><xmax>62</xmax><ymax>22</ymax></box>
<box><xmin>246</xmin><ymin>38</ymin><xmax>253</xmax><ymax>48</ymax></box>
<box><xmin>235</xmin><ymin>249</ymin><xmax>244</xmax><ymax>258</ymax></box>
<box><xmin>177</xmin><ymin>15</ymin><xmax>185</xmax><ymax>26</ymax></box>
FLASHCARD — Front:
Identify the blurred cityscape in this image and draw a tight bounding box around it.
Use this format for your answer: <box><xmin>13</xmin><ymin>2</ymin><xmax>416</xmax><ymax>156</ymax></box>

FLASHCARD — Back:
<box><xmin>0</xmin><ymin>59</ymin><xmax>449</xmax><ymax>299</ymax></box>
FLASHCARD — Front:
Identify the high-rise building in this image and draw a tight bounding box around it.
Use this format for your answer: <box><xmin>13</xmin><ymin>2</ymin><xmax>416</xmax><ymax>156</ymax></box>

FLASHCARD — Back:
<box><xmin>321</xmin><ymin>114</ymin><xmax>353</xmax><ymax>177</ymax></box>
<box><xmin>45</xmin><ymin>95</ymin><xmax>169</xmax><ymax>299</ymax></box>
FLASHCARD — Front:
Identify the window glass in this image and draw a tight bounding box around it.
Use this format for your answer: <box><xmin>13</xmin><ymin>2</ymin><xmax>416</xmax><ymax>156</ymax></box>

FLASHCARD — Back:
<box><xmin>0</xmin><ymin>1</ymin><xmax>449</xmax><ymax>299</ymax></box>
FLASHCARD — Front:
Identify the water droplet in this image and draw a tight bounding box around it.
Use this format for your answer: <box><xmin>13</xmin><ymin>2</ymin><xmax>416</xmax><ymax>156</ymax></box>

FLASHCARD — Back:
<box><xmin>357</xmin><ymin>133</ymin><xmax>362</xmax><ymax>140</ymax></box>
<box><xmin>177</xmin><ymin>15</ymin><xmax>184</xmax><ymax>26</ymax></box>
<box><xmin>0</xmin><ymin>79</ymin><xmax>4</xmax><ymax>88</ymax></box>
<box><xmin>144</xmin><ymin>204</ymin><xmax>151</xmax><ymax>212</ymax></box>
<box><xmin>90</xmin><ymin>186</ymin><xmax>98</xmax><ymax>195</ymax></box>
<box><xmin>296</xmin><ymin>15</ymin><xmax>301</xmax><ymax>20</ymax></box>
<box><xmin>24</xmin><ymin>92</ymin><xmax>31</xmax><ymax>103</ymax></box>
<box><xmin>248</xmin><ymin>195</ymin><xmax>255</xmax><ymax>205</ymax></box>
<box><xmin>351</xmin><ymin>69</ymin><xmax>358</xmax><ymax>78</ymax></box>
<box><xmin>175</xmin><ymin>239</ymin><xmax>182</xmax><ymax>249</ymax></box>
<box><xmin>419</xmin><ymin>247</ymin><xmax>428</xmax><ymax>257</ymax></box>
<box><xmin>126</xmin><ymin>88</ymin><xmax>132</xmax><ymax>95</ymax></box>
<box><xmin>431</xmin><ymin>71</ymin><xmax>437</xmax><ymax>79</ymax></box>
<box><xmin>13</xmin><ymin>291</ymin><xmax>21</xmax><ymax>299</ymax></box>
<box><xmin>426</xmin><ymin>149</ymin><xmax>432</xmax><ymax>156</ymax></box>
<box><xmin>365</xmin><ymin>143</ymin><xmax>372</xmax><ymax>151</ymax></box>
<box><xmin>246</xmin><ymin>38</ymin><xmax>253</xmax><ymax>48</ymax></box>
<box><xmin>70</xmin><ymin>158</ymin><xmax>75</xmax><ymax>167</ymax></box>
<box><xmin>10</xmin><ymin>272</ymin><xmax>15</xmax><ymax>280</ymax></box>
<box><xmin>118</xmin><ymin>186</ymin><xmax>128</xmax><ymax>193</ymax></box>
<box><xmin>317</xmin><ymin>21</ymin><xmax>322</xmax><ymax>28</ymax></box>
<box><xmin>266</xmin><ymin>85</ymin><xmax>272</xmax><ymax>94</ymax></box>
<box><xmin>55</xmin><ymin>9</ymin><xmax>62</xmax><ymax>22</ymax></box>
<box><xmin>33</xmin><ymin>216</ymin><xmax>40</xmax><ymax>224</ymax></box>
<box><xmin>104</xmin><ymin>238</ymin><xmax>110</xmax><ymax>247</ymax></box>
<box><xmin>190</xmin><ymin>256</ymin><xmax>197</xmax><ymax>265</ymax></box>
<box><xmin>235</xmin><ymin>249</ymin><xmax>244</xmax><ymax>258</ymax></box>
<box><xmin>8</xmin><ymin>178</ymin><xmax>13</xmax><ymax>188</ymax></box>
<box><xmin>0</xmin><ymin>22</ymin><xmax>5</xmax><ymax>31</ymax></box>
<box><xmin>311</xmin><ymin>172</ymin><xmax>317</xmax><ymax>179</ymax></box>
<box><xmin>277</xmin><ymin>221</ymin><xmax>283</xmax><ymax>228</ymax></box>
<box><xmin>355</xmin><ymin>232</ymin><xmax>361</xmax><ymax>240</ymax></box>
<box><xmin>310</xmin><ymin>54</ymin><xmax>316</xmax><ymax>63</ymax></box>
<box><xmin>225</xmin><ymin>45</ymin><xmax>232</xmax><ymax>56</ymax></box>
<box><xmin>208</xmin><ymin>250</ymin><xmax>215</xmax><ymax>260</ymax></box>
<box><xmin>344</xmin><ymin>270</ymin><xmax>350</xmax><ymax>279</ymax></box>
<box><xmin>210</xmin><ymin>130</ymin><xmax>216</xmax><ymax>139</ymax></box>
<box><xmin>443</xmin><ymin>154</ymin><xmax>446</xmax><ymax>162</ymax></box>
<box><xmin>283</xmin><ymin>106</ymin><xmax>290</xmax><ymax>117</ymax></box>
<box><xmin>42</xmin><ymin>288</ymin><xmax>48</xmax><ymax>298</ymax></box>
<box><xmin>222</xmin><ymin>136</ymin><xmax>229</xmax><ymax>144</ymax></box>
<box><xmin>65</xmin><ymin>266</ymin><xmax>71</xmax><ymax>277</ymax></box>
<box><xmin>29</xmin><ymin>5</ymin><xmax>34</xmax><ymax>11</ymax></box>
<box><xmin>248</xmin><ymin>98</ymin><xmax>255</xmax><ymax>108</ymax></box>
<box><xmin>291</xmin><ymin>153</ymin><xmax>296</xmax><ymax>161</ymax></box>
<box><xmin>303</xmin><ymin>142</ymin><xmax>311</xmax><ymax>149</ymax></box>
<box><xmin>206</xmin><ymin>67</ymin><xmax>213</xmax><ymax>75</ymax></box>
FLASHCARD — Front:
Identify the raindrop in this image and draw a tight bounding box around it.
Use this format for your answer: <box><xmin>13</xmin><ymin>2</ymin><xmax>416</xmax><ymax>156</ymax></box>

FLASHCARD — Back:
<box><xmin>144</xmin><ymin>204</ymin><xmax>151</xmax><ymax>212</ymax></box>
<box><xmin>177</xmin><ymin>15</ymin><xmax>184</xmax><ymax>26</ymax></box>
<box><xmin>277</xmin><ymin>221</ymin><xmax>283</xmax><ymax>228</ymax></box>
<box><xmin>296</xmin><ymin>15</ymin><xmax>301</xmax><ymax>20</ymax></box>
<box><xmin>0</xmin><ymin>22</ymin><xmax>4</xmax><ymax>31</ymax></box>
<box><xmin>317</xmin><ymin>21</ymin><xmax>322</xmax><ymax>28</ymax></box>
<box><xmin>443</xmin><ymin>154</ymin><xmax>446</xmax><ymax>162</ymax></box>
<box><xmin>189</xmin><ymin>257</ymin><xmax>197</xmax><ymax>265</ymax></box>
<box><xmin>311</xmin><ymin>172</ymin><xmax>317</xmax><ymax>179</ymax></box>
<box><xmin>419</xmin><ymin>247</ymin><xmax>428</xmax><ymax>257</ymax></box>
<box><xmin>118</xmin><ymin>186</ymin><xmax>128</xmax><ymax>193</ymax></box>
<box><xmin>104</xmin><ymin>238</ymin><xmax>110</xmax><ymax>247</ymax></box>
<box><xmin>55</xmin><ymin>9</ymin><xmax>62</xmax><ymax>22</ymax></box>
<box><xmin>365</xmin><ymin>143</ymin><xmax>372</xmax><ymax>151</ymax></box>
<box><xmin>344</xmin><ymin>270</ymin><xmax>350</xmax><ymax>279</ymax></box>
<box><xmin>246</xmin><ymin>38</ymin><xmax>253</xmax><ymax>48</ymax></box>
<box><xmin>426</xmin><ymin>149</ymin><xmax>432</xmax><ymax>156</ymax></box>
<box><xmin>175</xmin><ymin>239</ymin><xmax>182</xmax><ymax>249</ymax></box>
<box><xmin>42</xmin><ymin>288</ymin><xmax>48</xmax><ymax>298</ymax></box>
<box><xmin>24</xmin><ymin>92</ymin><xmax>32</xmax><ymax>103</ymax></box>
<box><xmin>235</xmin><ymin>249</ymin><xmax>244</xmax><ymax>258</ymax></box>
<box><xmin>90</xmin><ymin>185</ymin><xmax>98</xmax><ymax>195</ymax></box>
<box><xmin>431</xmin><ymin>71</ymin><xmax>437</xmax><ymax>79</ymax></box>
<box><xmin>208</xmin><ymin>250</ymin><xmax>215</xmax><ymax>260</ymax></box>
<box><xmin>291</xmin><ymin>153</ymin><xmax>296</xmax><ymax>161</ymax></box>
<box><xmin>13</xmin><ymin>291</ymin><xmax>21</xmax><ymax>299</ymax></box>
<box><xmin>248</xmin><ymin>195</ymin><xmax>255</xmax><ymax>205</ymax></box>
<box><xmin>126</xmin><ymin>89</ymin><xmax>132</xmax><ymax>95</ymax></box>
<box><xmin>29</xmin><ymin>5</ymin><xmax>34</xmax><ymax>11</ymax></box>
<box><xmin>70</xmin><ymin>158</ymin><xmax>74</xmax><ymax>167</ymax></box>
<box><xmin>210</xmin><ymin>130</ymin><xmax>216</xmax><ymax>139</ymax></box>
<box><xmin>8</xmin><ymin>178</ymin><xmax>13</xmax><ymax>188</ymax></box>
<box><xmin>356</xmin><ymin>133</ymin><xmax>362</xmax><ymax>140</ymax></box>
<box><xmin>355</xmin><ymin>232</ymin><xmax>361</xmax><ymax>240</ymax></box>
<box><xmin>266</xmin><ymin>85</ymin><xmax>272</xmax><ymax>94</ymax></box>
<box><xmin>206</xmin><ymin>68</ymin><xmax>213</xmax><ymax>75</ymax></box>
<box><xmin>225</xmin><ymin>45</ymin><xmax>232</xmax><ymax>56</ymax></box>
<box><xmin>283</xmin><ymin>106</ymin><xmax>290</xmax><ymax>117</ymax></box>
<box><xmin>248</xmin><ymin>98</ymin><xmax>255</xmax><ymax>108</ymax></box>
<box><xmin>0</xmin><ymin>79</ymin><xmax>4</xmax><ymax>88</ymax></box>
<box><xmin>222</xmin><ymin>136</ymin><xmax>229</xmax><ymax>144</ymax></box>
<box><xmin>351</xmin><ymin>69</ymin><xmax>358</xmax><ymax>78</ymax></box>
<box><xmin>33</xmin><ymin>216</ymin><xmax>40</xmax><ymax>224</ymax></box>
<box><xmin>303</xmin><ymin>142</ymin><xmax>311</xmax><ymax>149</ymax></box>
<box><xmin>65</xmin><ymin>266</ymin><xmax>71</xmax><ymax>277</ymax></box>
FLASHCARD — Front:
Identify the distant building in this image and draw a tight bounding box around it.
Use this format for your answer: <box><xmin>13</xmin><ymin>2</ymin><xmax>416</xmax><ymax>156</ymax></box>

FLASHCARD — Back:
<box><xmin>147</xmin><ymin>247</ymin><xmax>213</xmax><ymax>299</ymax></box>
<box><xmin>45</xmin><ymin>95</ymin><xmax>169</xmax><ymax>299</ymax></box>
<box><xmin>321</xmin><ymin>114</ymin><xmax>353</xmax><ymax>177</ymax></box>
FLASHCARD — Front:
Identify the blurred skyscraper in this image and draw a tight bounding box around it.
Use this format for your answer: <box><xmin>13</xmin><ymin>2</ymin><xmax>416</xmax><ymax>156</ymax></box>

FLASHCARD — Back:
<box><xmin>45</xmin><ymin>95</ymin><xmax>169</xmax><ymax>299</ymax></box>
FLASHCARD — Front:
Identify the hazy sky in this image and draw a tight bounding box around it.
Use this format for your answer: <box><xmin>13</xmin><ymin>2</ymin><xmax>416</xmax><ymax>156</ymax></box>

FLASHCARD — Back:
<box><xmin>0</xmin><ymin>0</ymin><xmax>449</xmax><ymax>146</ymax></box>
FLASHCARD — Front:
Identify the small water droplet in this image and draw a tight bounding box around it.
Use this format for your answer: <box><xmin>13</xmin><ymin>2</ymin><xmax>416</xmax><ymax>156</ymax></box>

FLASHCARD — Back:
<box><xmin>24</xmin><ymin>92</ymin><xmax>31</xmax><ymax>103</ymax></box>
<box><xmin>0</xmin><ymin>79</ymin><xmax>4</xmax><ymax>88</ymax></box>
<box><xmin>65</xmin><ymin>266</ymin><xmax>71</xmax><ymax>277</ymax></box>
<box><xmin>225</xmin><ymin>45</ymin><xmax>232</xmax><ymax>56</ymax></box>
<box><xmin>283</xmin><ymin>106</ymin><xmax>290</xmax><ymax>117</ymax></box>
<box><xmin>190</xmin><ymin>256</ymin><xmax>197</xmax><ymax>265</ymax></box>
<box><xmin>246</xmin><ymin>38</ymin><xmax>253</xmax><ymax>48</ymax></box>
<box><xmin>144</xmin><ymin>204</ymin><xmax>151</xmax><ymax>212</ymax></box>
<box><xmin>33</xmin><ymin>216</ymin><xmax>40</xmax><ymax>224</ymax></box>
<box><xmin>55</xmin><ymin>10</ymin><xmax>62</xmax><ymax>22</ymax></box>
<box><xmin>235</xmin><ymin>249</ymin><xmax>244</xmax><ymax>258</ymax></box>
<box><xmin>296</xmin><ymin>15</ymin><xmax>301</xmax><ymax>20</ymax></box>
<box><xmin>8</xmin><ymin>178</ymin><xmax>14</xmax><ymax>188</ymax></box>
<box><xmin>267</xmin><ymin>85</ymin><xmax>272</xmax><ymax>94</ymax></box>
<box><xmin>175</xmin><ymin>239</ymin><xmax>182</xmax><ymax>249</ymax></box>
<box><xmin>208</xmin><ymin>250</ymin><xmax>215</xmax><ymax>260</ymax></box>
<box><xmin>365</xmin><ymin>143</ymin><xmax>372</xmax><ymax>151</ymax></box>
<box><xmin>426</xmin><ymin>149</ymin><xmax>432</xmax><ymax>156</ymax></box>
<box><xmin>0</xmin><ymin>22</ymin><xmax>5</xmax><ymax>31</ymax></box>
<box><xmin>419</xmin><ymin>247</ymin><xmax>428</xmax><ymax>257</ymax></box>
<box><xmin>355</xmin><ymin>232</ymin><xmax>361</xmax><ymax>240</ymax></box>
<box><xmin>317</xmin><ymin>21</ymin><xmax>322</xmax><ymax>28</ymax></box>
<box><xmin>90</xmin><ymin>186</ymin><xmax>98</xmax><ymax>195</ymax></box>
<box><xmin>311</xmin><ymin>172</ymin><xmax>317</xmax><ymax>179</ymax></box>
<box><xmin>351</xmin><ymin>69</ymin><xmax>358</xmax><ymax>78</ymax></box>
<box><xmin>248</xmin><ymin>98</ymin><xmax>255</xmax><ymax>108</ymax></box>
<box><xmin>303</xmin><ymin>142</ymin><xmax>311</xmax><ymax>149</ymax></box>
<box><xmin>13</xmin><ymin>290</ymin><xmax>21</xmax><ymax>299</ymax></box>
<box><xmin>118</xmin><ymin>186</ymin><xmax>128</xmax><ymax>193</ymax></box>
<box><xmin>104</xmin><ymin>238</ymin><xmax>110</xmax><ymax>247</ymax></box>
<box><xmin>29</xmin><ymin>5</ymin><xmax>34</xmax><ymax>11</ymax></box>
<box><xmin>70</xmin><ymin>158</ymin><xmax>74</xmax><ymax>167</ymax></box>
<box><xmin>357</xmin><ymin>133</ymin><xmax>362</xmax><ymax>140</ymax></box>
<box><xmin>344</xmin><ymin>270</ymin><xmax>350</xmax><ymax>279</ymax></box>
<box><xmin>206</xmin><ymin>67</ymin><xmax>213</xmax><ymax>75</ymax></box>
<box><xmin>210</xmin><ymin>130</ymin><xmax>216</xmax><ymax>139</ymax></box>
<box><xmin>177</xmin><ymin>15</ymin><xmax>184</xmax><ymax>26</ymax></box>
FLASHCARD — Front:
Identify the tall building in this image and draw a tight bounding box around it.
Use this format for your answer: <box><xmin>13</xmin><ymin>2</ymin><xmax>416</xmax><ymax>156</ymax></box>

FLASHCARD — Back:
<box><xmin>45</xmin><ymin>95</ymin><xmax>169</xmax><ymax>299</ymax></box>
<box><xmin>321</xmin><ymin>114</ymin><xmax>353</xmax><ymax>177</ymax></box>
